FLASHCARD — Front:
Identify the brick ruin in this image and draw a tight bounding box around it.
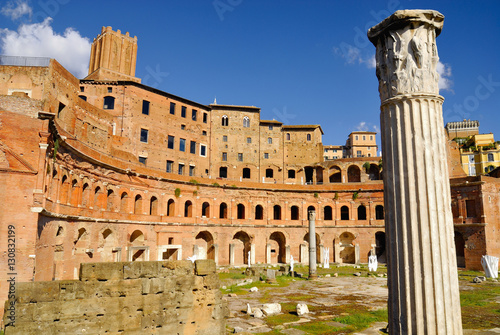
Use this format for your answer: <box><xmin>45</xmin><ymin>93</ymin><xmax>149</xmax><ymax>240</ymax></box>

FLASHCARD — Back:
<box><xmin>0</xmin><ymin>26</ymin><xmax>499</xmax><ymax>323</ymax></box>
<box><xmin>3</xmin><ymin>260</ymin><xmax>226</xmax><ymax>334</ymax></box>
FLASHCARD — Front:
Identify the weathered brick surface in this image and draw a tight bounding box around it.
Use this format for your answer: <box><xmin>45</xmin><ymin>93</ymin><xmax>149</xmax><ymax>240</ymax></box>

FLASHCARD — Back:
<box><xmin>3</xmin><ymin>261</ymin><xmax>226</xmax><ymax>335</ymax></box>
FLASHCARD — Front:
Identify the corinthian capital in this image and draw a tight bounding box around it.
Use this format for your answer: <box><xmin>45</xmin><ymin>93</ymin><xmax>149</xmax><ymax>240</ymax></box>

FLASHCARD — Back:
<box><xmin>367</xmin><ymin>10</ymin><xmax>444</xmax><ymax>101</ymax></box>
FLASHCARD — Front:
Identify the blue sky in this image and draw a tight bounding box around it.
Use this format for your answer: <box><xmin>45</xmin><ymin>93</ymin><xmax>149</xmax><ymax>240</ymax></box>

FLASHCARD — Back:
<box><xmin>1</xmin><ymin>1</ymin><xmax>500</xmax><ymax>147</ymax></box>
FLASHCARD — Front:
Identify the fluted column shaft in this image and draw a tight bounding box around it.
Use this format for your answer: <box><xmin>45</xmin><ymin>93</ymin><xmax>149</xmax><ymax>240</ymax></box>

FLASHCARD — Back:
<box><xmin>308</xmin><ymin>210</ymin><xmax>317</xmax><ymax>279</ymax></box>
<box><xmin>369</xmin><ymin>10</ymin><xmax>462</xmax><ymax>334</ymax></box>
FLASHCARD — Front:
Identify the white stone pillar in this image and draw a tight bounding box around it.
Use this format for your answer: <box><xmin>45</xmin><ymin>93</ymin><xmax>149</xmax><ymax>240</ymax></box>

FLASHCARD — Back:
<box><xmin>368</xmin><ymin>10</ymin><xmax>462</xmax><ymax>334</ymax></box>
<box><xmin>229</xmin><ymin>244</ymin><xmax>235</xmax><ymax>266</ymax></box>
<box><xmin>308</xmin><ymin>210</ymin><xmax>317</xmax><ymax>279</ymax></box>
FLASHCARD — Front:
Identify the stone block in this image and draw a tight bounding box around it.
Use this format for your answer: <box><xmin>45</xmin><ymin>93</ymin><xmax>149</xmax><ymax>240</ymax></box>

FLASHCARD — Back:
<box><xmin>15</xmin><ymin>281</ymin><xmax>60</xmax><ymax>303</ymax></box>
<box><xmin>58</xmin><ymin>280</ymin><xmax>85</xmax><ymax>300</ymax></box>
<box><xmin>123</xmin><ymin>261</ymin><xmax>160</xmax><ymax>279</ymax></box>
<box><xmin>296</xmin><ymin>303</ymin><xmax>309</xmax><ymax>316</ymax></box>
<box><xmin>80</xmin><ymin>262</ymin><xmax>124</xmax><ymax>281</ymax></box>
<box><xmin>203</xmin><ymin>273</ymin><xmax>220</xmax><ymax>290</ymax></box>
<box><xmin>262</xmin><ymin>303</ymin><xmax>281</xmax><ymax>316</ymax></box>
<box><xmin>195</xmin><ymin>259</ymin><xmax>216</xmax><ymax>276</ymax></box>
<box><xmin>158</xmin><ymin>260</ymin><xmax>194</xmax><ymax>277</ymax></box>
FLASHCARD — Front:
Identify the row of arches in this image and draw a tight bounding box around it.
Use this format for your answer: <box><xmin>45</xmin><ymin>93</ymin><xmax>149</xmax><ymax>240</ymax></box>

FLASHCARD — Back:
<box><xmin>48</xmin><ymin>167</ymin><xmax>385</xmax><ymax>221</ymax></box>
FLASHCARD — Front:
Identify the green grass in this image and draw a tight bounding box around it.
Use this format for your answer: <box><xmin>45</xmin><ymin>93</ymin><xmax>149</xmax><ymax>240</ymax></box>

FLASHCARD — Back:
<box><xmin>332</xmin><ymin>308</ymin><xmax>388</xmax><ymax>330</ymax></box>
<box><xmin>460</xmin><ymin>281</ymin><xmax>500</xmax><ymax>329</ymax></box>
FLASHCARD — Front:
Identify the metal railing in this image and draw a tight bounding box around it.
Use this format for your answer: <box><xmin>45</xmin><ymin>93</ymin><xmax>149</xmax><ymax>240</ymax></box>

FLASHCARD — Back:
<box><xmin>0</xmin><ymin>55</ymin><xmax>51</xmax><ymax>67</ymax></box>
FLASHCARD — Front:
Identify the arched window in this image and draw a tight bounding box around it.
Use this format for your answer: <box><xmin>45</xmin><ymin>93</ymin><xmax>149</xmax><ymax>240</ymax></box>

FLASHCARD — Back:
<box><xmin>286</xmin><ymin>133</ymin><xmax>290</xmax><ymax>141</ymax></box>
<box><xmin>79</xmin><ymin>95</ymin><xmax>87</xmax><ymax>101</ymax></box>
<box><xmin>243</xmin><ymin>116</ymin><xmax>250</xmax><ymax>127</ymax></box>
<box><xmin>237</xmin><ymin>204</ymin><xmax>245</xmax><ymax>219</ymax></box>
<box><xmin>202</xmin><ymin>202</ymin><xmax>210</xmax><ymax>217</ymax></box>
<box><xmin>324</xmin><ymin>206</ymin><xmax>333</xmax><ymax>220</ymax></box>
<box><xmin>268</xmin><ymin>137</ymin><xmax>272</xmax><ymax>144</ymax></box>
<box><xmin>167</xmin><ymin>199</ymin><xmax>175</xmax><ymax>216</ymax></box>
<box><xmin>488</xmin><ymin>153</ymin><xmax>494</xmax><ymax>162</ymax></box>
<box><xmin>103</xmin><ymin>96</ymin><xmax>115</xmax><ymax>110</ymax></box>
<box><xmin>106</xmin><ymin>189</ymin><xmax>115</xmax><ymax>211</ymax></box>
<box><xmin>273</xmin><ymin>205</ymin><xmax>281</xmax><ymax>220</ymax></box>
<box><xmin>307</xmin><ymin>134</ymin><xmax>311</xmax><ymax>141</ymax></box>
<box><xmin>150</xmin><ymin>196</ymin><xmax>158</xmax><ymax>215</ymax></box>
<box><xmin>357</xmin><ymin>205</ymin><xmax>367</xmax><ymax>220</ymax></box>
<box><xmin>81</xmin><ymin>183</ymin><xmax>90</xmax><ymax>207</ymax></box>
<box><xmin>375</xmin><ymin>205</ymin><xmax>384</xmax><ymax>220</ymax></box>
<box><xmin>291</xmin><ymin>206</ymin><xmax>299</xmax><ymax>220</ymax></box>
<box><xmin>219</xmin><ymin>203</ymin><xmax>228</xmax><ymax>218</ymax></box>
<box><xmin>134</xmin><ymin>195</ymin><xmax>142</xmax><ymax>214</ymax></box>
<box><xmin>93</xmin><ymin>186</ymin><xmax>102</xmax><ymax>209</ymax></box>
<box><xmin>242</xmin><ymin>168</ymin><xmax>251</xmax><ymax>179</ymax></box>
<box><xmin>341</xmin><ymin>205</ymin><xmax>349</xmax><ymax>220</ymax></box>
<box><xmin>184</xmin><ymin>200</ymin><xmax>193</xmax><ymax>217</ymax></box>
<box><xmin>120</xmin><ymin>192</ymin><xmax>129</xmax><ymax>212</ymax></box>
<box><xmin>347</xmin><ymin>165</ymin><xmax>361</xmax><ymax>182</ymax></box>
<box><xmin>221</xmin><ymin>115</ymin><xmax>228</xmax><ymax>126</ymax></box>
<box><xmin>255</xmin><ymin>205</ymin><xmax>263</xmax><ymax>220</ymax></box>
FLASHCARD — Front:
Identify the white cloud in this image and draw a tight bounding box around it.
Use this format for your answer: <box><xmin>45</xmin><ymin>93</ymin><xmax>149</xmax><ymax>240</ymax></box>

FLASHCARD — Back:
<box><xmin>355</xmin><ymin>121</ymin><xmax>368</xmax><ymax>131</ymax></box>
<box><xmin>1</xmin><ymin>0</ymin><xmax>32</xmax><ymax>20</ymax></box>
<box><xmin>354</xmin><ymin>121</ymin><xmax>380</xmax><ymax>134</ymax></box>
<box><xmin>0</xmin><ymin>18</ymin><xmax>91</xmax><ymax>78</ymax></box>
<box><xmin>333</xmin><ymin>44</ymin><xmax>376</xmax><ymax>69</ymax></box>
<box><xmin>437</xmin><ymin>61</ymin><xmax>453</xmax><ymax>92</ymax></box>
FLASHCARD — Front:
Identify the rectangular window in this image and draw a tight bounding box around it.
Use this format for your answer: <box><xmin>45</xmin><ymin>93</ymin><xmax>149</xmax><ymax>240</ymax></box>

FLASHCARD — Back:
<box><xmin>140</xmin><ymin>128</ymin><xmax>148</xmax><ymax>143</ymax></box>
<box><xmin>167</xmin><ymin>135</ymin><xmax>174</xmax><ymax>149</ymax></box>
<box><xmin>357</xmin><ymin>150</ymin><xmax>362</xmax><ymax>157</ymax></box>
<box><xmin>179</xmin><ymin>138</ymin><xmax>186</xmax><ymax>152</ymax></box>
<box><xmin>465</xmin><ymin>199</ymin><xmax>476</xmax><ymax>218</ymax></box>
<box><xmin>139</xmin><ymin>156</ymin><xmax>147</xmax><ymax>165</ymax></box>
<box><xmin>247</xmin><ymin>137</ymin><xmax>251</xmax><ymax>143</ymax></box>
<box><xmin>238</xmin><ymin>153</ymin><xmax>243</xmax><ymax>161</ymax></box>
<box><xmin>190</xmin><ymin>141</ymin><xmax>196</xmax><ymax>154</ymax></box>
<box><xmin>200</xmin><ymin>144</ymin><xmax>207</xmax><ymax>157</ymax></box>
<box><xmin>363</xmin><ymin>135</ymin><xmax>366</xmax><ymax>140</ymax></box>
<box><xmin>203</xmin><ymin>112</ymin><xmax>208</xmax><ymax>123</ymax></box>
<box><xmin>264</xmin><ymin>153</ymin><xmax>269</xmax><ymax>159</ymax></box>
<box><xmin>269</xmin><ymin>125</ymin><xmax>273</xmax><ymax>130</ymax></box>
<box><xmin>178</xmin><ymin>164</ymin><xmax>184</xmax><ymax>175</ymax></box>
<box><xmin>181</xmin><ymin>124</ymin><xmax>185</xmax><ymax>130</ymax></box>
<box><xmin>181</xmin><ymin>106</ymin><xmax>186</xmax><ymax>118</ymax></box>
<box><xmin>80</xmin><ymin>86</ymin><xmax>84</xmax><ymax>92</ymax></box>
<box><xmin>370</xmin><ymin>135</ymin><xmax>373</xmax><ymax>140</ymax></box>
<box><xmin>142</xmin><ymin>100</ymin><xmax>150</xmax><ymax>115</ymax></box>
<box><xmin>222</xmin><ymin>152</ymin><xmax>227</xmax><ymax>161</ymax></box>
<box><xmin>166</xmin><ymin>160</ymin><xmax>173</xmax><ymax>172</ymax></box>
<box><xmin>202</xmin><ymin>130</ymin><xmax>207</xmax><ymax>136</ymax></box>
<box><xmin>268</xmin><ymin>137</ymin><xmax>272</xmax><ymax>144</ymax></box>
<box><xmin>192</xmin><ymin>109</ymin><xmax>197</xmax><ymax>121</ymax></box>
<box><xmin>107</xmin><ymin>87</ymin><xmax>112</xmax><ymax>93</ymax></box>
<box><xmin>170</xmin><ymin>102</ymin><xmax>175</xmax><ymax>115</ymax></box>
<box><xmin>189</xmin><ymin>166</ymin><xmax>195</xmax><ymax>176</ymax></box>
<box><xmin>223</xmin><ymin>135</ymin><xmax>228</xmax><ymax>142</ymax></box>
<box><xmin>355</xmin><ymin>135</ymin><xmax>358</xmax><ymax>140</ymax></box>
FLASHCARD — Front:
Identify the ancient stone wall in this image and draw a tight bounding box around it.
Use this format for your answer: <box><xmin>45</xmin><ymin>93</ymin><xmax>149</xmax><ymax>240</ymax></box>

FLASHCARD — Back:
<box><xmin>3</xmin><ymin>260</ymin><xmax>226</xmax><ymax>335</ymax></box>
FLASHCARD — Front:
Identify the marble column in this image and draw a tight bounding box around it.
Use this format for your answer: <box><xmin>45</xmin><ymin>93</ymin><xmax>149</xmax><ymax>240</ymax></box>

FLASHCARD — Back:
<box><xmin>368</xmin><ymin>10</ymin><xmax>462</xmax><ymax>334</ymax></box>
<box><xmin>308</xmin><ymin>210</ymin><xmax>317</xmax><ymax>279</ymax></box>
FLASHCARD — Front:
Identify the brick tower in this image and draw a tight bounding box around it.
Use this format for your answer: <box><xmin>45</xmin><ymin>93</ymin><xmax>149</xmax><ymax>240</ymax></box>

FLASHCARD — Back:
<box><xmin>85</xmin><ymin>26</ymin><xmax>140</xmax><ymax>82</ymax></box>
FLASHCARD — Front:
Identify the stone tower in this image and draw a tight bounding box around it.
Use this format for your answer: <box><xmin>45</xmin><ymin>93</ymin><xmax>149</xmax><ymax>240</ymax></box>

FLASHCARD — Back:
<box><xmin>85</xmin><ymin>26</ymin><xmax>140</xmax><ymax>83</ymax></box>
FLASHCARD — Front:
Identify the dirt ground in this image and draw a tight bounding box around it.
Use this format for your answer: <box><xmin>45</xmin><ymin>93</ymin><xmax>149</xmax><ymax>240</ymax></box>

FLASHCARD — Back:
<box><xmin>224</xmin><ymin>274</ymin><xmax>500</xmax><ymax>334</ymax></box>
